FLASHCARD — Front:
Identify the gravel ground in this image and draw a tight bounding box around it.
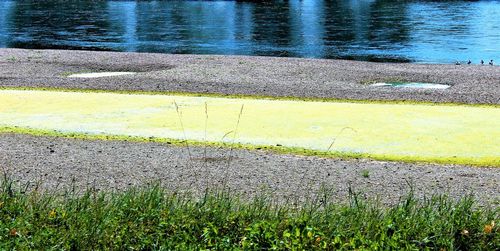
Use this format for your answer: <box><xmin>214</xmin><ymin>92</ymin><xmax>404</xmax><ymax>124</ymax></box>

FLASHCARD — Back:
<box><xmin>0</xmin><ymin>49</ymin><xmax>498</xmax><ymax>205</ymax></box>
<box><xmin>0</xmin><ymin>134</ymin><xmax>498</xmax><ymax>205</ymax></box>
<box><xmin>0</xmin><ymin>48</ymin><xmax>499</xmax><ymax>104</ymax></box>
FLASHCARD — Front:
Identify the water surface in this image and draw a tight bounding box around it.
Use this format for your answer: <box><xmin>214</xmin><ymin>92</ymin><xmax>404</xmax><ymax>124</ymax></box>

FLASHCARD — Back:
<box><xmin>0</xmin><ymin>0</ymin><xmax>499</xmax><ymax>63</ymax></box>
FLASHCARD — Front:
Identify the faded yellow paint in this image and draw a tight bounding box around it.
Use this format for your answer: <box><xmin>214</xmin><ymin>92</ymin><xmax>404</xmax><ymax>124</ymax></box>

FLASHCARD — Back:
<box><xmin>0</xmin><ymin>89</ymin><xmax>498</xmax><ymax>166</ymax></box>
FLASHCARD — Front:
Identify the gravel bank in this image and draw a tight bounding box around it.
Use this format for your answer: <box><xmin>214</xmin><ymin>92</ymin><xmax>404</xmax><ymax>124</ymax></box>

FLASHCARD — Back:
<box><xmin>0</xmin><ymin>134</ymin><xmax>498</xmax><ymax>205</ymax></box>
<box><xmin>0</xmin><ymin>48</ymin><xmax>499</xmax><ymax>104</ymax></box>
<box><xmin>0</xmin><ymin>49</ymin><xmax>498</xmax><ymax>204</ymax></box>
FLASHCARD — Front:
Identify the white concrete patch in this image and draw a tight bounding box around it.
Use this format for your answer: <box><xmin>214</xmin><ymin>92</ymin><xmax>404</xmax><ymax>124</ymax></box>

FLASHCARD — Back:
<box><xmin>371</xmin><ymin>83</ymin><xmax>392</xmax><ymax>87</ymax></box>
<box><xmin>370</xmin><ymin>82</ymin><xmax>450</xmax><ymax>89</ymax></box>
<box><xmin>67</xmin><ymin>72</ymin><xmax>136</xmax><ymax>78</ymax></box>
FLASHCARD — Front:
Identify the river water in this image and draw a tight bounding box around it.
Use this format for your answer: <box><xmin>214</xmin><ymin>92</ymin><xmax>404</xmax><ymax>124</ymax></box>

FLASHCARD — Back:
<box><xmin>0</xmin><ymin>0</ymin><xmax>498</xmax><ymax>63</ymax></box>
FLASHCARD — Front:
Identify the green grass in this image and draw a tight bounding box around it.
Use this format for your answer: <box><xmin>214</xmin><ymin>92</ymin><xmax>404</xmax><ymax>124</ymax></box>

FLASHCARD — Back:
<box><xmin>5</xmin><ymin>56</ymin><xmax>17</xmax><ymax>62</ymax></box>
<box><xmin>0</xmin><ymin>178</ymin><xmax>497</xmax><ymax>250</ymax></box>
<box><xmin>361</xmin><ymin>169</ymin><xmax>370</xmax><ymax>178</ymax></box>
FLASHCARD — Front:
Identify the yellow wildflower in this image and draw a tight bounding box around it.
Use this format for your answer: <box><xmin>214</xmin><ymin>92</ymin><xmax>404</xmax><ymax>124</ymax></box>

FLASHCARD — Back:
<box><xmin>307</xmin><ymin>231</ymin><xmax>313</xmax><ymax>238</ymax></box>
<box><xmin>49</xmin><ymin>209</ymin><xmax>56</xmax><ymax>218</ymax></box>
<box><xmin>483</xmin><ymin>220</ymin><xmax>495</xmax><ymax>234</ymax></box>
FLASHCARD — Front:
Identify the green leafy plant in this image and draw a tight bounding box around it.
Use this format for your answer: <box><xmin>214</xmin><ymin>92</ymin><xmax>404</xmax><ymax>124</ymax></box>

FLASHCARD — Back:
<box><xmin>6</xmin><ymin>56</ymin><xmax>17</xmax><ymax>62</ymax></box>
<box><xmin>361</xmin><ymin>169</ymin><xmax>370</xmax><ymax>178</ymax></box>
<box><xmin>0</xmin><ymin>176</ymin><xmax>497</xmax><ymax>250</ymax></box>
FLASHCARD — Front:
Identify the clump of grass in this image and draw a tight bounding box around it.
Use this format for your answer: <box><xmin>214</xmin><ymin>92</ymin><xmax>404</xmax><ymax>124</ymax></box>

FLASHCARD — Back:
<box><xmin>0</xmin><ymin>178</ymin><xmax>497</xmax><ymax>250</ymax></box>
<box><xmin>5</xmin><ymin>56</ymin><xmax>17</xmax><ymax>62</ymax></box>
<box><xmin>361</xmin><ymin>169</ymin><xmax>370</xmax><ymax>178</ymax></box>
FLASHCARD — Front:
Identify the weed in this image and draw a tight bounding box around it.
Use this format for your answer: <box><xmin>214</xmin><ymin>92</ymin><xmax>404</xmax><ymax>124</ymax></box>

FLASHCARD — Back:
<box><xmin>6</xmin><ymin>56</ymin><xmax>17</xmax><ymax>62</ymax></box>
<box><xmin>361</xmin><ymin>169</ymin><xmax>370</xmax><ymax>178</ymax></box>
<box><xmin>326</xmin><ymin>127</ymin><xmax>357</xmax><ymax>152</ymax></box>
<box><xmin>173</xmin><ymin>100</ymin><xmax>192</xmax><ymax>161</ymax></box>
<box><xmin>203</xmin><ymin>102</ymin><xmax>209</xmax><ymax>188</ymax></box>
<box><xmin>0</xmin><ymin>178</ymin><xmax>497</xmax><ymax>250</ymax></box>
<box><xmin>225</xmin><ymin>105</ymin><xmax>244</xmax><ymax>173</ymax></box>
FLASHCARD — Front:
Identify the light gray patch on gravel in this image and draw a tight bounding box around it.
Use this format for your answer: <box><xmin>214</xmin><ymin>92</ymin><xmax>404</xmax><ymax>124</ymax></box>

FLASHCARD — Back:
<box><xmin>67</xmin><ymin>72</ymin><xmax>137</xmax><ymax>78</ymax></box>
<box><xmin>0</xmin><ymin>133</ymin><xmax>497</xmax><ymax>206</ymax></box>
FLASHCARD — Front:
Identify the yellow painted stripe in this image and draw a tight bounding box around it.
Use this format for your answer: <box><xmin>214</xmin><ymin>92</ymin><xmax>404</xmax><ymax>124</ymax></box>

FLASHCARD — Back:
<box><xmin>0</xmin><ymin>89</ymin><xmax>498</xmax><ymax>166</ymax></box>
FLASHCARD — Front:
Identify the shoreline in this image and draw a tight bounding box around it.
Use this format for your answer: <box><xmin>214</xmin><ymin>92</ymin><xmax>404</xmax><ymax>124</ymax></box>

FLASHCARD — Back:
<box><xmin>1</xmin><ymin>48</ymin><xmax>499</xmax><ymax>105</ymax></box>
<box><xmin>0</xmin><ymin>48</ymin><xmax>498</xmax><ymax>205</ymax></box>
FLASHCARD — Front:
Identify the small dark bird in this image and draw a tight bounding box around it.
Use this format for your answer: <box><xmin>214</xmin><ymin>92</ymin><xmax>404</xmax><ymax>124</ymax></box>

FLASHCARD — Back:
<box><xmin>489</xmin><ymin>60</ymin><xmax>494</xmax><ymax>66</ymax></box>
<box><xmin>481</xmin><ymin>60</ymin><xmax>484</xmax><ymax>65</ymax></box>
<box><xmin>455</xmin><ymin>61</ymin><xmax>461</xmax><ymax>65</ymax></box>
<box><xmin>467</xmin><ymin>60</ymin><xmax>471</xmax><ymax>65</ymax></box>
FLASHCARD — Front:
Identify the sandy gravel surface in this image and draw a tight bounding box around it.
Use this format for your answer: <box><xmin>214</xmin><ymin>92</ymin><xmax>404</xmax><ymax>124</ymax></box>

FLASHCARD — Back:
<box><xmin>0</xmin><ymin>48</ymin><xmax>499</xmax><ymax>104</ymax></box>
<box><xmin>0</xmin><ymin>134</ymin><xmax>498</xmax><ymax>205</ymax></box>
<box><xmin>0</xmin><ymin>49</ymin><xmax>498</xmax><ymax>204</ymax></box>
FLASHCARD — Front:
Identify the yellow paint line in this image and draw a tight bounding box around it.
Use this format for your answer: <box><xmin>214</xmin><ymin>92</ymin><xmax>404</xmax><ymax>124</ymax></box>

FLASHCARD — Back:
<box><xmin>0</xmin><ymin>89</ymin><xmax>498</xmax><ymax>166</ymax></box>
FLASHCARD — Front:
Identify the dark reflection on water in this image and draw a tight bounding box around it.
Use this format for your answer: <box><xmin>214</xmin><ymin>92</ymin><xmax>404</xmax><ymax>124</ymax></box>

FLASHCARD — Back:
<box><xmin>0</xmin><ymin>0</ymin><xmax>498</xmax><ymax>63</ymax></box>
